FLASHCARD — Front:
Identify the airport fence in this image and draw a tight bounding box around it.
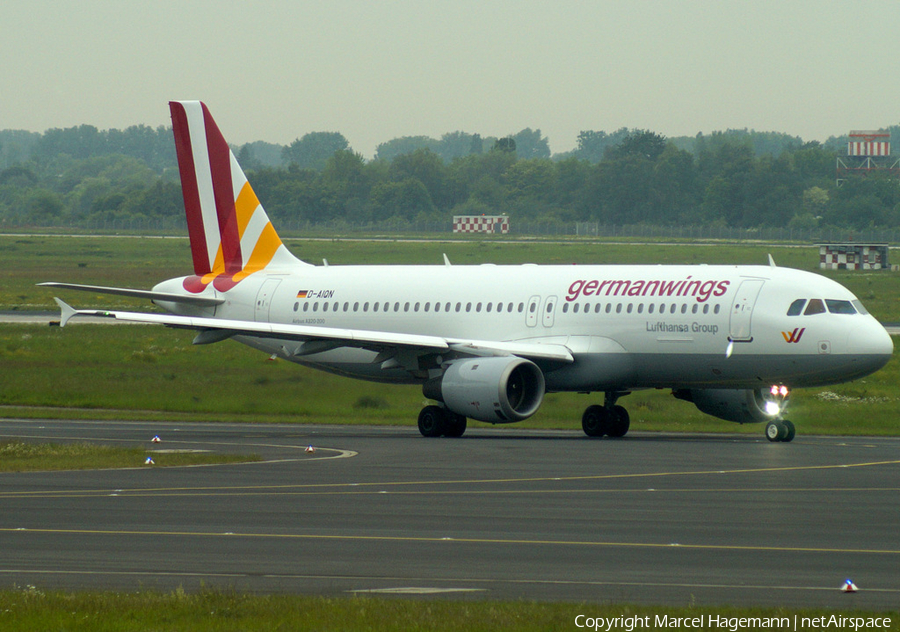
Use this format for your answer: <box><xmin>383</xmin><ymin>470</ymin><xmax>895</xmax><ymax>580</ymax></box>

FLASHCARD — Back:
<box><xmin>2</xmin><ymin>216</ymin><xmax>899</xmax><ymax>245</ymax></box>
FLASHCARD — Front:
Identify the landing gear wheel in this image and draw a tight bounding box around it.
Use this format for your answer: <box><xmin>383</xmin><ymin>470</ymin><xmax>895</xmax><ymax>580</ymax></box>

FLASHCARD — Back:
<box><xmin>443</xmin><ymin>413</ymin><xmax>468</xmax><ymax>438</ymax></box>
<box><xmin>418</xmin><ymin>405</ymin><xmax>446</xmax><ymax>438</ymax></box>
<box><xmin>607</xmin><ymin>405</ymin><xmax>630</xmax><ymax>438</ymax></box>
<box><xmin>781</xmin><ymin>419</ymin><xmax>795</xmax><ymax>443</ymax></box>
<box><xmin>765</xmin><ymin>420</ymin><xmax>794</xmax><ymax>442</ymax></box>
<box><xmin>582</xmin><ymin>405</ymin><xmax>611</xmax><ymax>437</ymax></box>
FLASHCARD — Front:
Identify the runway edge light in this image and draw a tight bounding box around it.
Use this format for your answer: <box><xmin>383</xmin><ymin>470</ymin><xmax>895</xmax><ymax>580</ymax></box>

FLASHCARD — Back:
<box><xmin>305</xmin><ymin>445</ymin><xmax>316</xmax><ymax>454</ymax></box>
<box><xmin>151</xmin><ymin>435</ymin><xmax>161</xmax><ymax>443</ymax></box>
<box><xmin>841</xmin><ymin>579</ymin><xmax>858</xmax><ymax>593</ymax></box>
<box><xmin>145</xmin><ymin>457</ymin><xmax>155</xmax><ymax>465</ymax></box>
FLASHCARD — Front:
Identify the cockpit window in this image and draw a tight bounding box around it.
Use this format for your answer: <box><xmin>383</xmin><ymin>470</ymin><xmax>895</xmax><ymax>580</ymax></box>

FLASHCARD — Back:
<box><xmin>825</xmin><ymin>299</ymin><xmax>857</xmax><ymax>315</ymax></box>
<box><xmin>787</xmin><ymin>299</ymin><xmax>806</xmax><ymax>316</ymax></box>
<box><xmin>803</xmin><ymin>299</ymin><xmax>826</xmax><ymax>316</ymax></box>
<box><xmin>852</xmin><ymin>300</ymin><xmax>869</xmax><ymax>315</ymax></box>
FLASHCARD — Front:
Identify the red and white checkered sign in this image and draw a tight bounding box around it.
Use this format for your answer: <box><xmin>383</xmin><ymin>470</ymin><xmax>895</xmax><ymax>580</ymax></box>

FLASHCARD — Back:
<box><xmin>452</xmin><ymin>215</ymin><xmax>509</xmax><ymax>234</ymax></box>
<box><xmin>819</xmin><ymin>245</ymin><xmax>885</xmax><ymax>270</ymax></box>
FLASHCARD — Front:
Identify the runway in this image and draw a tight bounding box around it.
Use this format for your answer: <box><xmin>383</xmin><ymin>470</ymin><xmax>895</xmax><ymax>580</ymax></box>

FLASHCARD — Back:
<box><xmin>0</xmin><ymin>418</ymin><xmax>897</xmax><ymax>609</ymax></box>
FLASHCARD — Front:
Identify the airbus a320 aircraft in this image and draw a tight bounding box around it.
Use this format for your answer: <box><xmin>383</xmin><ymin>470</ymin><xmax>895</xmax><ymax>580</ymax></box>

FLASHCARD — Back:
<box><xmin>44</xmin><ymin>101</ymin><xmax>894</xmax><ymax>442</ymax></box>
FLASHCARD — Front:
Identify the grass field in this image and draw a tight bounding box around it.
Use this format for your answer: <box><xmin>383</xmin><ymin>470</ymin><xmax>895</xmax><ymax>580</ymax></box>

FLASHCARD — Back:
<box><xmin>2</xmin><ymin>322</ymin><xmax>898</xmax><ymax>435</ymax></box>
<box><xmin>0</xmin><ymin>589</ymin><xmax>895</xmax><ymax>632</ymax></box>
<box><xmin>2</xmin><ymin>235</ymin><xmax>899</xmax><ymax>435</ymax></box>
<box><xmin>0</xmin><ymin>440</ymin><xmax>259</xmax><ymax>472</ymax></box>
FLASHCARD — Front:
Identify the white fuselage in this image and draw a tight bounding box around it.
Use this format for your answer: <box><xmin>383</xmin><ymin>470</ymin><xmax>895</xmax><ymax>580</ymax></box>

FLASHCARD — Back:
<box><xmin>154</xmin><ymin>262</ymin><xmax>893</xmax><ymax>393</ymax></box>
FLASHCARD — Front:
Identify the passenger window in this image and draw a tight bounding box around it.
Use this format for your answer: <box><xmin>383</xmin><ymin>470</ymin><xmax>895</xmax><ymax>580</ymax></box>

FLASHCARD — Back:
<box><xmin>293</xmin><ymin>302</ymin><xmax>299</xmax><ymax>312</ymax></box>
<box><xmin>353</xmin><ymin>302</ymin><xmax>359</xmax><ymax>312</ymax></box>
<box><xmin>702</xmin><ymin>304</ymin><xmax>709</xmax><ymax>314</ymax></box>
<box><xmin>303</xmin><ymin>303</ymin><xmax>310</xmax><ymax>312</ymax></box>
<box><xmin>681</xmin><ymin>304</ymin><xmax>687</xmax><ymax>314</ymax></box>
<box><xmin>648</xmin><ymin>304</ymin><xmax>655</xmax><ymax>314</ymax></box>
<box><xmin>415</xmin><ymin>302</ymin><xmax>420</xmax><ymax>312</ymax></box>
<box><xmin>826</xmin><ymin>299</ymin><xmax>856</xmax><ymax>315</ymax></box>
<box><xmin>595</xmin><ymin>304</ymin><xmax>601</xmax><ymax>313</ymax></box>
<box><xmin>787</xmin><ymin>299</ymin><xmax>806</xmax><ymax>316</ymax></box>
<box><xmin>518</xmin><ymin>303</ymin><xmax>524</xmax><ymax>313</ymax></box>
<box><xmin>424</xmin><ymin>302</ymin><xmax>430</xmax><ymax>312</ymax></box>
<box><xmin>804</xmin><ymin>299</ymin><xmax>826</xmax><ymax>316</ymax></box>
<box><xmin>394</xmin><ymin>302</ymin><xmax>400</xmax><ymax>312</ymax></box>
<box><xmin>373</xmin><ymin>302</ymin><xmax>379</xmax><ymax>312</ymax></box>
<box><xmin>563</xmin><ymin>304</ymin><xmax>570</xmax><ymax>313</ymax></box>
<box><xmin>616</xmin><ymin>304</ymin><xmax>622</xmax><ymax>314</ymax></box>
<box><xmin>637</xmin><ymin>304</ymin><xmax>643</xmax><ymax>314</ymax></box>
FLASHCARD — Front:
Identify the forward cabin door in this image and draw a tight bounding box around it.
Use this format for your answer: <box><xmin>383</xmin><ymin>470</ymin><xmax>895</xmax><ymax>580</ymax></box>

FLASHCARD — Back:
<box><xmin>729</xmin><ymin>279</ymin><xmax>764</xmax><ymax>342</ymax></box>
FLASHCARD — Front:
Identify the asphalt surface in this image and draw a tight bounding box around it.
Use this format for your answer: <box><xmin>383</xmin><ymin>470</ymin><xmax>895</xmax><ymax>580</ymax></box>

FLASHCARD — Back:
<box><xmin>0</xmin><ymin>419</ymin><xmax>897</xmax><ymax>609</ymax></box>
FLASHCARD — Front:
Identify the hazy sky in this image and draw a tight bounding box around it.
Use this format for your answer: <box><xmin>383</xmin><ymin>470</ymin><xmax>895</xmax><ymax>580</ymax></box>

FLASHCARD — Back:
<box><xmin>2</xmin><ymin>1</ymin><xmax>898</xmax><ymax>157</ymax></box>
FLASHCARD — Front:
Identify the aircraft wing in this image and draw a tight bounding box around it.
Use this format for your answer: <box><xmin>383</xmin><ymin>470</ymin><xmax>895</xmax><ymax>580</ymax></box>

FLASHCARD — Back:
<box><xmin>53</xmin><ymin>299</ymin><xmax>574</xmax><ymax>364</ymax></box>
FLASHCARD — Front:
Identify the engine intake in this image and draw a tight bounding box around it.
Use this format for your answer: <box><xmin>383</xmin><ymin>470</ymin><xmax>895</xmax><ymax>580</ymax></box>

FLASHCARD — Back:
<box><xmin>423</xmin><ymin>357</ymin><xmax>545</xmax><ymax>423</ymax></box>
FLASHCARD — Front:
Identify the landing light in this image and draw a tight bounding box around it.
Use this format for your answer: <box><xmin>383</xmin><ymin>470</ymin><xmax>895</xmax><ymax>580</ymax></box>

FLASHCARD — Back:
<box><xmin>765</xmin><ymin>401</ymin><xmax>781</xmax><ymax>416</ymax></box>
<box><xmin>770</xmin><ymin>385</ymin><xmax>790</xmax><ymax>398</ymax></box>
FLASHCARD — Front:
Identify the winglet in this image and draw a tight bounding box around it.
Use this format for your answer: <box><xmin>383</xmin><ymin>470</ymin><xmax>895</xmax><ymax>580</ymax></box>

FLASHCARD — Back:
<box><xmin>443</xmin><ymin>253</ymin><xmax>452</xmax><ymax>267</ymax></box>
<box><xmin>53</xmin><ymin>297</ymin><xmax>79</xmax><ymax>327</ymax></box>
<box><xmin>768</xmin><ymin>254</ymin><xmax>776</xmax><ymax>267</ymax></box>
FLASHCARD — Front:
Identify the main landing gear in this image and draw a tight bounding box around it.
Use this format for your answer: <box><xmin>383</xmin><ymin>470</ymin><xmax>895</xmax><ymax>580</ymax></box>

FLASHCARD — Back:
<box><xmin>765</xmin><ymin>419</ymin><xmax>795</xmax><ymax>443</ymax></box>
<box><xmin>417</xmin><ymin>405</ymin><xmax>467</xmax><ymax>438</ymax></box>
<box><xmin>581</xmin><ymin>392</ymin><xmax>631</xmax><ymax>438</ymax></box>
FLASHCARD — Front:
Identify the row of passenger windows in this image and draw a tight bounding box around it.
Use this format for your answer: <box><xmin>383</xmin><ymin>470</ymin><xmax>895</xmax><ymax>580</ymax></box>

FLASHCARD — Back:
<box><xmin>786</xmin><ymin>298</ymin><xmax>866</xmax><ymax>316</ymax></box>
<box><xmin>292</xmin><ymin>300</ymin><xmax>722</xmax><ymax>316</ymax></box>
<box><xmin>294</xmin><ymin>301</ymin><xmax>528</xmax><ymax>314</ymax></box>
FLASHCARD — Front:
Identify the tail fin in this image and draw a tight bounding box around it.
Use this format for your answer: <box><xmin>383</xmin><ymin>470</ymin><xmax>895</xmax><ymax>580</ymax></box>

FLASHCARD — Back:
<box><xmin>169</xmin><ymin>101</ymin><xmax>306</xmax><ymax>293</ymax></box>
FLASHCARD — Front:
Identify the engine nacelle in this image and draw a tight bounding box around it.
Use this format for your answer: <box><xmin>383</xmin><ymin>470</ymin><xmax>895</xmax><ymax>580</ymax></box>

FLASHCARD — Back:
<box><xmin>674</xmin><ymin>388</ymin><xmax>788</xmax><ymax>424</ymax></box>
<box><xmin>423</xmin><ymin>357</ymin><xmax>545</xmax><ymax>423</ymax></box>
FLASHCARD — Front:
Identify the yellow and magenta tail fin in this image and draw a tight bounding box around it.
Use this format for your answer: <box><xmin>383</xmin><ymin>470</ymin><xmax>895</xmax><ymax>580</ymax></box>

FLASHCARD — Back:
<box><xmin>169</xmin><ymin>101</ymin><xmax>305</xmax><ymax>293</ymax></box>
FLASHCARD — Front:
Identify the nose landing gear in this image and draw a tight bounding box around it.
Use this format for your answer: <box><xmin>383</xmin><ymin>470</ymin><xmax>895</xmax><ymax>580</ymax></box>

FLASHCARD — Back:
<box><xmin>765</xmin><ymin>419</ymin><xmax>795</xmax><ymax>442</ymax></box>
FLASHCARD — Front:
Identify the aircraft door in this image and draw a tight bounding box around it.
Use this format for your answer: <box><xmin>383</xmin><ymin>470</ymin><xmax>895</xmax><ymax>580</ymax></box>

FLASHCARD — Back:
<box><xmin>525</xmin><ymin>295</ymin><xmax>540</xmax><ymax>327</ymax></box>
<box><xmin>542</xmin><ymin>296</ymin><xmax>558</xmax><ymax>328</ymax></box>
<box><xmin>729</xmin><ymin>279</ymin><xmax>764</xmax><ymax>342</ymax></box>
<box><xmin>255</xmin><ymin>278</ymin><xmax>282</xmax><ymax>322</ymax></box>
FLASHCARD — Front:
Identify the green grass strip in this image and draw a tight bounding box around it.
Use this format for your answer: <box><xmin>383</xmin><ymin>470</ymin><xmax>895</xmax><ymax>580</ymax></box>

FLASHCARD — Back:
<box><xmin>0</xmin><ymin>588</ymin><xmax>896</xmax><ymax>631</ymax></box>
<box><xmin>0</xmin><ymin>440</ymin><xmax>259</xmax><ymax>472</ymax></box>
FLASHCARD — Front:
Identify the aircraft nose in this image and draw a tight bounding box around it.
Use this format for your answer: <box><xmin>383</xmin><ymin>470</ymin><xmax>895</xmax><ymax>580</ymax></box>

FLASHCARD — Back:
<box><xmin>848</xmin><ymin>321</ymin><xmax>894</xmax><ymax>372</ymax></box>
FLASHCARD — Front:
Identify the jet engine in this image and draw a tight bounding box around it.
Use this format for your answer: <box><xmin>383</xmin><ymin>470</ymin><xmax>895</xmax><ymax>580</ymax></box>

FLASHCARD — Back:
<box><xmin>673</xmin><ymin>387</ymin><xmax>788</xmax><ymax>424</ymax></box>
<box><xmin>423</xmin><ymin>357</ymin><xmax>545</xmax><ymax>423</ymax></box>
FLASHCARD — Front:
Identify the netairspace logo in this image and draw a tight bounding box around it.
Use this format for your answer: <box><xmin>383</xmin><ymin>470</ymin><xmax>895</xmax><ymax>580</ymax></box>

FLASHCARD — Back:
<box><xmin>573</xmin><ymin>614</ymin><xmax>894</xmax><ymax>632</ymax></box>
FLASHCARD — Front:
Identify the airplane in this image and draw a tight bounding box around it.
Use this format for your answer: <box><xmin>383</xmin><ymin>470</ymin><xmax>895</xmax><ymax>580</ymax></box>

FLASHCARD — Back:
<box><xmin>42</xmin><ymin>101</ymin><xmax>894</xmax><ymax>443</ymax></box>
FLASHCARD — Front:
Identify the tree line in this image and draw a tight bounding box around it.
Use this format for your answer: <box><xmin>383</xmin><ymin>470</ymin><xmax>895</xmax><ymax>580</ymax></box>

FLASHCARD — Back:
<box><xmin>1</xmin><ymin>121</ymin><xmax>898</xmax><ymax>231</ymax></box>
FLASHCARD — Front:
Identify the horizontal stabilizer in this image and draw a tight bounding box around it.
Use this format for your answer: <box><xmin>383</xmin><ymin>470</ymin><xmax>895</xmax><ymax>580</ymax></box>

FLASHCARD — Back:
<box><xmin>39</xmin><ymin>282</ymin><xmax>224</xmax><ymax>307</ymax></box>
